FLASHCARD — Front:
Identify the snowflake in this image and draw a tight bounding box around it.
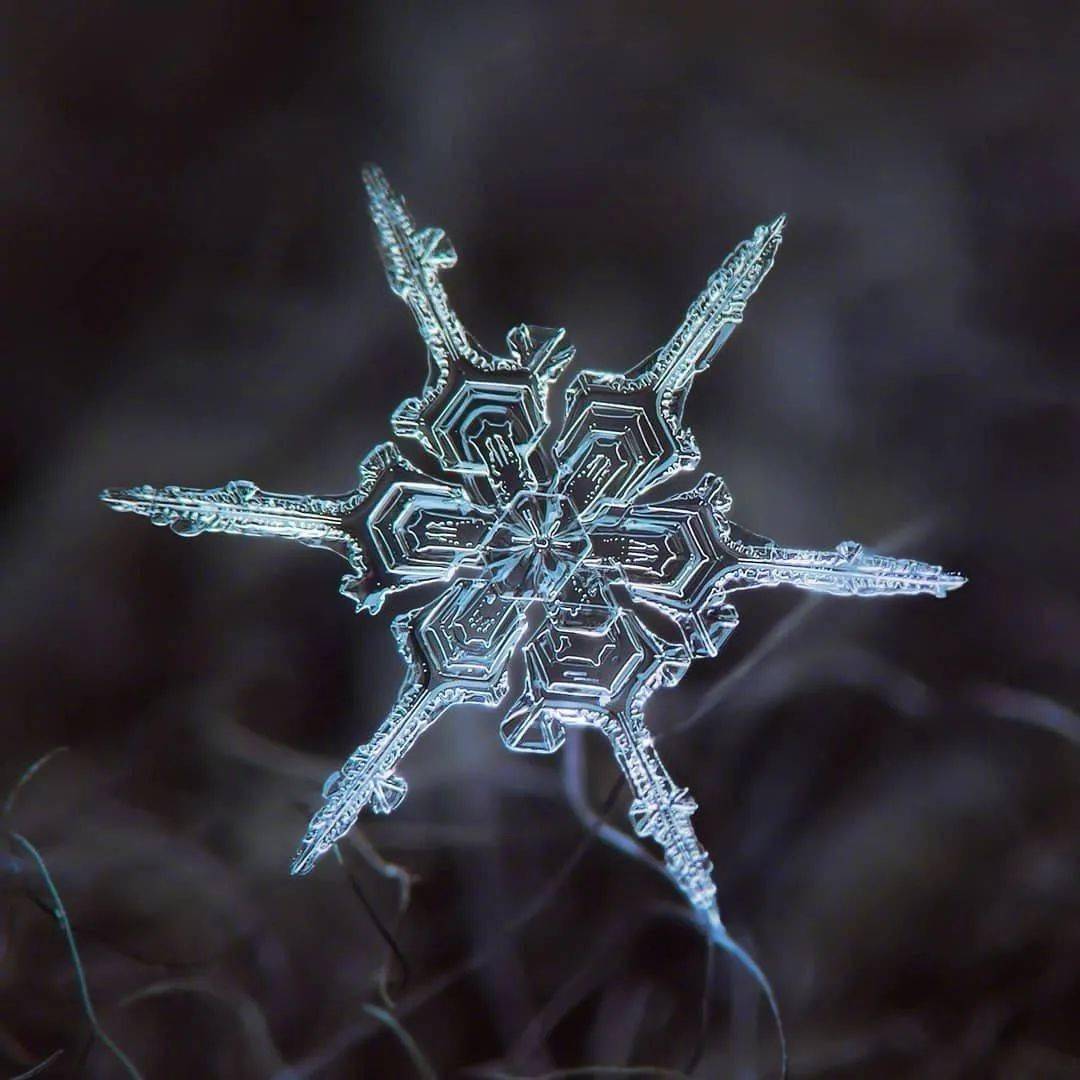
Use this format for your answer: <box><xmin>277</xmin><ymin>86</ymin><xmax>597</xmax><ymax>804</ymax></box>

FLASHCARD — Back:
<box><xmin>102</xmin><ymin>167</ymin><xmax>965</xmax><ymax>948</ymax></box>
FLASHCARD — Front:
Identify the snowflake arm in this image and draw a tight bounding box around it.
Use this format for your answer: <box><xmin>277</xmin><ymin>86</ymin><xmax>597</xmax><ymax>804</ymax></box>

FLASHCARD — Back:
<box><xmin>553</xmin><ymin>216</ymin><xmax>785</xmax><ymax>518</ymax></box>
<box><xmin>595</xmin><ymin>708</ymin><xmax>721</xmax><ymax>931</ymax></box>
<box><xmin>293</xmin><ymin>577</ymin><xmax>526</xmax><ymax>874</ymax></box>
<box><xmin>588</xmin><ymin>473</ymin><xmax>964</xmax><ymax>656</ymax></box>
<box><xmin>101</xmin><ymin>442</ymin><xmax>495</xmax><ymax>616</ymax></box>
<box><xmin>718</xmin><ymin>525</ymin><xmax>968</xmax><ymax>598</ymax></box>
<box><xmin>502</xmin><ymin>608</ymin><xmax>726</xmax><ymax>933</ymax></box>
<box><xmin>100</xmin><ymin>478</ymin><xmax>365</xmax><ymax>553</ymax></box>
<box><xmin>364</xmin><ymin>166</ymin><xmax>573</xmax><ymax>503</ymax></box>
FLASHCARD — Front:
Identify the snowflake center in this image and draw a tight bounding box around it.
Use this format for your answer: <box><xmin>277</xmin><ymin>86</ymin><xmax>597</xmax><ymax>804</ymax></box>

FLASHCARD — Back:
<box><xmin>480</xmin><ymin>489</ymin><xmax>592</xmax><ymax>601</ymax></box>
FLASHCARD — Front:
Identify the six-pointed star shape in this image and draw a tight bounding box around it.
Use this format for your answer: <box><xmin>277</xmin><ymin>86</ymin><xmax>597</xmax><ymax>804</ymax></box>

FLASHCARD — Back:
<box><xmin>102</xmin><ymin>166</ymin><xmax>964</xmax><ymax>945</ymax></box>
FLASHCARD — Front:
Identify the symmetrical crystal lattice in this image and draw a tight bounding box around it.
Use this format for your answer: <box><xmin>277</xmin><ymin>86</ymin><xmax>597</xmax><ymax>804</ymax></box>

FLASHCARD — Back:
<box><xmin>102</xmin><ymin>167</ymin><xmax>965</xmax><ymax>943</ymax></box>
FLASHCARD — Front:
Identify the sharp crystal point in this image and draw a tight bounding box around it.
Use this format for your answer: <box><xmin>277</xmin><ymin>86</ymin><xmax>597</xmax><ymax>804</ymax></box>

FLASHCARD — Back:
<box><xmin>101</xmin><ymin>167</ymin><xmax>965</xmax><ymax>1011</ymax></box>
<box><xmin>100</xmin><ymin>485</ymin><xmax>151</xmax><ymax>506</ymax></box>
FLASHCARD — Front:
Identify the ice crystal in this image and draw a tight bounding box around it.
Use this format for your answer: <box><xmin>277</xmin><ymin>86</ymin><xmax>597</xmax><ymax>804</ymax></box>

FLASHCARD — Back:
<box><xmin>102</xmin><ymin>166</ymin><xmax>965</xmax><ymax>948</ymax></box>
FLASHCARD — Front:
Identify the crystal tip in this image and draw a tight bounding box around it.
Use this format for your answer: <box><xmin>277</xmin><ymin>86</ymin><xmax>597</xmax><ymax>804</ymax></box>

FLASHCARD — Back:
<box><xmin>290</xmin><ymin>840</ymin><xmax>322</xmax><ymax>876</ymax></box>
<box><xmin>99</xmin><ymin>487</ymin><xmax>133</xmax><ymax>507</ymax></box>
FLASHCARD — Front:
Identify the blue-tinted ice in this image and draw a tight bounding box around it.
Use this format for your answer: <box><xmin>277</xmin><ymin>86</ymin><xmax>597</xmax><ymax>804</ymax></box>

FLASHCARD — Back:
<box><xmin>102</xmin><ymin>167</ymin><xmax>964</xmax><ymax>949</ymax></box>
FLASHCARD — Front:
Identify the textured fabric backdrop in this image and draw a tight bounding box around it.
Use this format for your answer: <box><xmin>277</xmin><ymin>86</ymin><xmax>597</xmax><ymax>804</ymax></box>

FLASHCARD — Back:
<box><xmin>2</xmin><ymin>3</ymin><xmax>1077</xmax><ymax>1077</ymax></box>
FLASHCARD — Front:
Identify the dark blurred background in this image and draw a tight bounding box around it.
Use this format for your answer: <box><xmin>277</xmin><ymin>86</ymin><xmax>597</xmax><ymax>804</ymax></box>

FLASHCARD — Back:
<box><xmin>2</xmin><ymin>3</ymin><xmax>1078</xmax><ymax>1077</ymax></box>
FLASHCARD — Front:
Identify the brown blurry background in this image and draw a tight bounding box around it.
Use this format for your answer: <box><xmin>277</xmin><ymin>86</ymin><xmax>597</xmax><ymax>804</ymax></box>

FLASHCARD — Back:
<box><xmin>2</xmin><ymin>3</ymin><xmax>1078</xmax><ymax>1077</ymax></box>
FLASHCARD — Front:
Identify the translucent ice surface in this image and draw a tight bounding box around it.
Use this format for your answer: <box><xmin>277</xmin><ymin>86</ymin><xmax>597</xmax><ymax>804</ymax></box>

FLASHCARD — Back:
<box><xmin>103</xmin><ymin>166</ymin><xmax>964</xmax><ymax>942</ymax></box>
